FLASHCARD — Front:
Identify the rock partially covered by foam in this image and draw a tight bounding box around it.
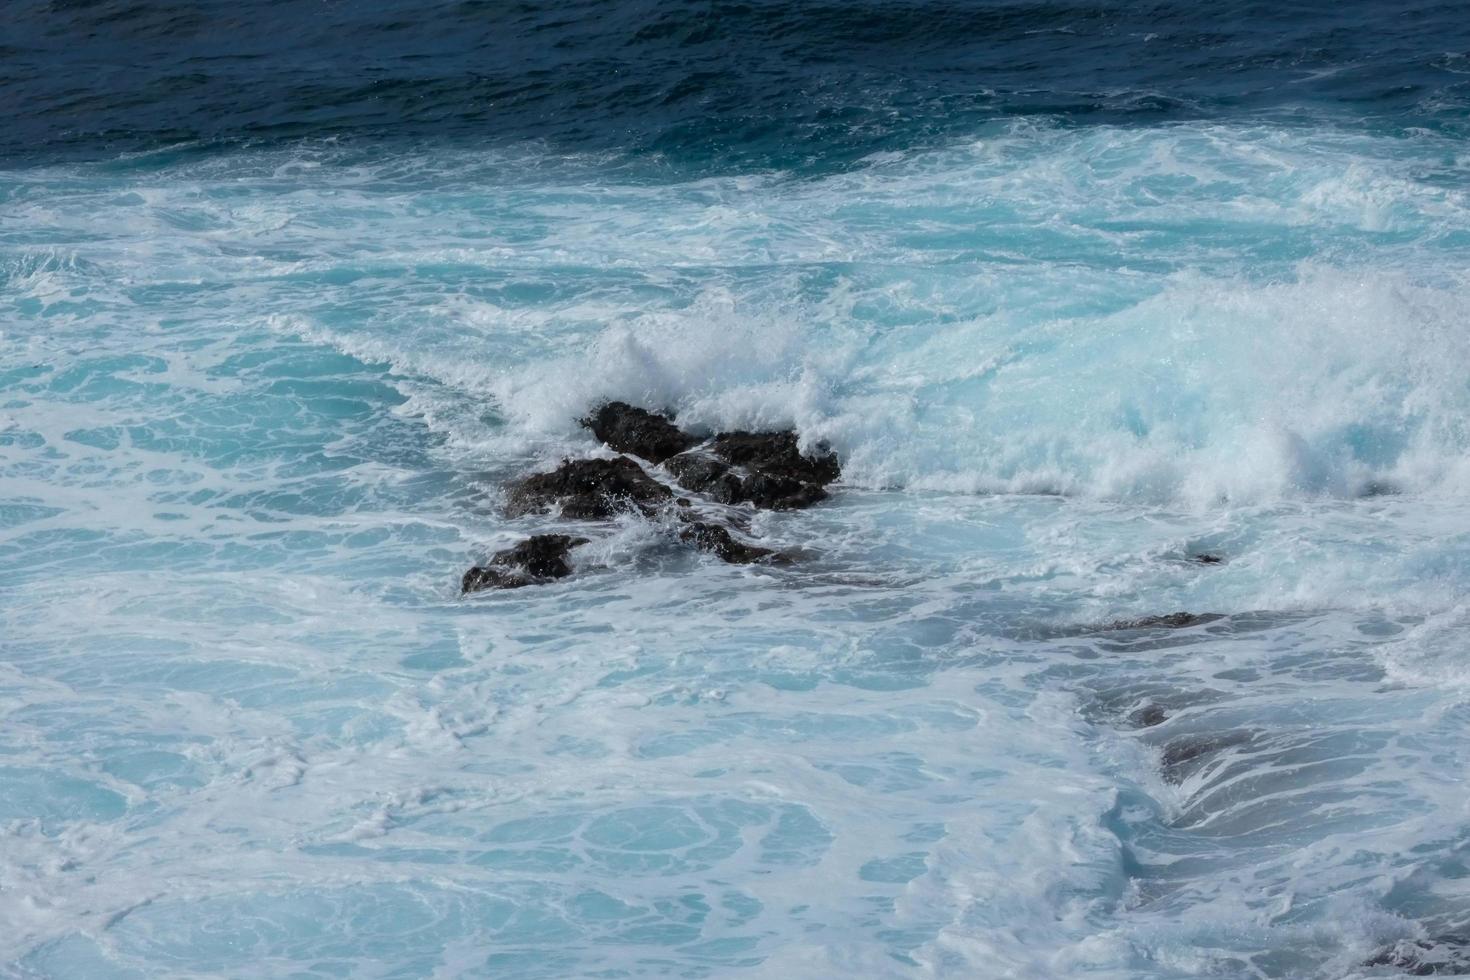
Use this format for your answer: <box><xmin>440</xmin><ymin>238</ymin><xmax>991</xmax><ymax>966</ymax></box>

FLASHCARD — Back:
<box><xmin>462</xmin><ymin>534</ymin><xmax>590</xmax><ymax>593</ymax></box>
<box><xmin>1128</xmin><ymin>703</ymin><xmax>1169</xmax><ymax>728</ymax></box>
<box><xmin>577</xmin><ymin>404</ymin><xmax>841</xmax><ymax>512</ymax></box>
<box><xmin>665</xmin><ymin>431</ymin><xmax>840</xmax><ymax>511</ymax></box>
<box><xmin>676</xmin><ymin>517</ymin><xmax>775</xmax><ymax>564</ymax></box>
<box><xmin>505</xmin><ymin>456</ymin><xmax>673</xmax><ymax>519</ymax></box>
<box><xmin>1157</xmin><ymin>730</ymin><xmax>1256</xmax><ymax>782</ymax></box>
<box><xmin>1099</xmin><ymin>612</ymin><xmax>1225</xmax><ymax>632</ymax></box>
<box><xmin>709</xmin><ymin>431</ymin><xmax>841</xmax><ymax>487</ymax></box>
<box><xmin>582</xmin><ymin>401</ymin><xmax>700</xmax><ymax>464</ymax></box>
<box><xmin>466</xmin><ymin>406</ymin><xmax>839</xmax><ymax>590</ymax></box>
<box><xmin>1364</xmin><ymin>936</ymin><xmax>1470</xmax><ymax>975</ymax></box>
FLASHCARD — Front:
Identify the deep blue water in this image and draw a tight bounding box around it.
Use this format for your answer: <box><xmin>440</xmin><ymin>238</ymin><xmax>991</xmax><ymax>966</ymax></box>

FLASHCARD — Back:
<box><xmin>4</xmin><ymin>3</ymin><xmax>1470</xmax><ymax>978</ymax></box>
<box><xmin>6</xmin><ymin>0</ymin><xmax>1470</xmax><ymax>168</ymax></box>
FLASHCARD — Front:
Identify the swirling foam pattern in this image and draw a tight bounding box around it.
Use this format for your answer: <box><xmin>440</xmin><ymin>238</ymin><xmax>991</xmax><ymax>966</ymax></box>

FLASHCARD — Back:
<box><xmin>4</xmin><ymin>2</ymin><xmax>1470</xmax><ymax>977</ymax></box>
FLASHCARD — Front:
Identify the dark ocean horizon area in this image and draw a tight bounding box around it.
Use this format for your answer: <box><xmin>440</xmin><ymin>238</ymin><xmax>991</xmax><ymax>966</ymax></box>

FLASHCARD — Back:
<box><xmin>6</xmin><ymin>0</ymin><xmax>1470</xmax><ymax>170</ymax></box>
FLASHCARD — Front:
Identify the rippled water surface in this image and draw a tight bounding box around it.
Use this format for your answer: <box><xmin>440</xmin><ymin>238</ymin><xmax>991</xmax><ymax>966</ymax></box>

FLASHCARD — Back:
<box><xmin>4</xmin><ymin>2</ymin><xmax>1470</xmax><ymax>977</ymax></box>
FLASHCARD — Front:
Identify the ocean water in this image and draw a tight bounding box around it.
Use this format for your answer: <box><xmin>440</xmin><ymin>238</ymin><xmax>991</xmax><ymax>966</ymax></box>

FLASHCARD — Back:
<box><xmin>4</xmin><ymin>2</ymin><xmax>1470</xmax><ymax>977</ymax></box>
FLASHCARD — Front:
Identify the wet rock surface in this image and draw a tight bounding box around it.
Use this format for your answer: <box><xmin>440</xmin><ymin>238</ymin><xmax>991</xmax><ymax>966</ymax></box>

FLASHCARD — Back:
<box><xmin>676</xmin><ymin>517</ymin><xmax>776</xmax><ymax>564</ymax></box>
<box><xmin>1128</xmin><ymin>703</ymin><xmax>1170</xmax><ymax>728</ymax></box>
<box><xmin>462</xmin><ymin>534</ymin><xmax>590</xmax><ymax>593</ymax></box>
<box><xmin>505</xmin><ymin>456</ymin><xmax>673</xmax><ymax>519</ymax></box>
<box><xmin>663</xmin><ymin>451</ymin><xmax>746</xmax><ymax>503</ymax></box>
<box><xmin>465</xmin><ymin>405</ymin><xmax>836</xmax><ymax>591</ymax></box>
<box><xmin>1100</xmin><ymin>612</ymin><xmax>1226</xmax><ymax>632</ymax></box>
<box><xmin>1364</xmin><ymin>937</ymin><xmax>1470</xmax><ymax>975</ymax></box>
<box><xmin>665</xmin><ymin>450</ymin><xmax>829</xmax><ymax>510</ymax></box>
<box><xmin>1158</xmin><ymin>729</ymin><xmax>1257</xmax><ymax>783</ymax></box>
<box><xmin>582</xmin><ymin>401</ymin><xmax>699</xmax><ymax>464</ymax></box>
<box><xmin>664</xmin><ymin>430</ymin><xmax>839</xmax><ymax>511</ymax></box>
<box><xmin>709</xmin><ymin>430</ymin><xmax>841</xmax><ymax>487</ymax></box>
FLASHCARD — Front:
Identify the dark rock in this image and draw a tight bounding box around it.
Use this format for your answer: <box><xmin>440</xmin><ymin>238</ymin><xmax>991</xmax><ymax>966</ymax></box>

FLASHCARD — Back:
<box><xmin>1361</xmin><ymin>479</ymin><xmax>1400</xmax><ymax>498</ymax></box>
<box><xmin>1190</xmin><ymin>553</ymin><xmax>1225</xmax><ymax>565</ymax></box>
<box><xmin>665</xmin><ymin>430</ymin><xmax>838</xmax><ymax>511</ymax></box>
<box><xmin>1161</xmin><ymin>735</ymin><xmax>1220</xmax><ymax>769</ymax></box>
<box><xmin>1129</xmin><ymin>704</ymin><xmax>1169</xmax><ymax>728</ymax></box>
<box><xmin>505</xmin><ymin>456</ymin><xmax>673</xmax><ymax>519</ymax></box>
<box><xmin>664</xmin><ymin>452</ymin><xmax>746</xmax><ymax>504</ymax></box>
<box><xmin>494</xmin><ymin>534</ymin><xmax>589</xmax><ymax>579</ymax></box>
<box><xmin>709</xmin><ymin>431</ymin><xmax>840</xmax><ymax>487</ymax></box>
<box><xmin>462</xmin><ymin>566</ymin><xmax>520</xmax><ymax>592</ymax></box>
<box><xmin>1364</xmin><ymin>937</ymin><xmax>1470</xmax><ymax>975</ymax></box>
<box><xmin>666</xmin><ymin>450</ymin><xmax>830</xmax><ymax>510</ymax></box>
<box><xmin>480</xmin><ymin>417</ymin><xmax>838</xmax><ymax>589</ymax></box>
<box><xmin>741</xmin><ymin>472</ymin><xmax>829</xmax><ymax>510</ymax></box>
<box><xmin>1158</xmin><ymin>730</ymin><xmax>1255</xmax><ymax>782</ymax></box>
<box><xmin>462</xmin><ymin>534</ymin><xmax>590</xmax><ymax>594</ymax></box>
<box><xmin>582</xmin><ymin>401</ymin><xmax>699</xmax><ymax>464</ymax></box>
<box><xmin>1100</xmin><ymin>612</ymin><xmax>1226</xmax><ymax>632</ymax></box>
<box><xmin>676</xmin><ymin>518</ymin><xmax>775</xmax><ymax>564</ymax></box>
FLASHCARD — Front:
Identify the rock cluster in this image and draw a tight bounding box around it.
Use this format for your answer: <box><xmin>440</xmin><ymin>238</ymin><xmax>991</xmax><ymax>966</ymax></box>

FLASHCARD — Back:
<box><xmin>463</xmin><ymin>402</ymin><xmax>839</xmax><ymax>593</ymax></box>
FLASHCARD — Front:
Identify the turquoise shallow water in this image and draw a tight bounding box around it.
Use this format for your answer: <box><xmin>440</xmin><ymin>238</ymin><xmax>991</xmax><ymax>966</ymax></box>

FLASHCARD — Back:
<box><xmin>3</xmin><ymin>120</ymin><xmax>1470</xmax><ymax>977</ymax></box>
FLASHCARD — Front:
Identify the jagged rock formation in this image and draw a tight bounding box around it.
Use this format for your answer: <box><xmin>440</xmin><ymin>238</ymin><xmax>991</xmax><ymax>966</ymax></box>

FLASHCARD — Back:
<box><xmin>463</xmin><ymin>402</ymin><xmax>839</xmax><ymax>591</ymax></box>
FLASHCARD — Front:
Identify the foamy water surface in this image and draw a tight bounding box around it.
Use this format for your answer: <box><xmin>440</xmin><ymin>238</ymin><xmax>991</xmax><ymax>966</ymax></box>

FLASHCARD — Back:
<box><xmin>3</xmin><ymin>119</ymin><xmax>1470</xmax><ymax>977</ymax></box>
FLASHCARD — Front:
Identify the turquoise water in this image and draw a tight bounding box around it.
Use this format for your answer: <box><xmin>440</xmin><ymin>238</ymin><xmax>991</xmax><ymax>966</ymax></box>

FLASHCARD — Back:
<box><xmin>4</xmin><ymin>109</ymin><xmax>1470</xmax><ymax>980</ymax></box>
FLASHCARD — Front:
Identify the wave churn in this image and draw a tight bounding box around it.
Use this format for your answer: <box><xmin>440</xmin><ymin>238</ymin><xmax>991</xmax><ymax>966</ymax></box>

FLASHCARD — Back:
<box><xmin>4</xmin><ymin>2</ymin><xmax>1470</xmax><ymax>978</ymax></box>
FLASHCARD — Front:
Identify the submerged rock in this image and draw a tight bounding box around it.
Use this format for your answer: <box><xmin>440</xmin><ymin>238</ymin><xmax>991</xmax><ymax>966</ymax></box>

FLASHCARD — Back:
<box><xmin>505</xmin><ymin>456</ymin><xmax>673</xmax><ymax>519</ymax></box>
<box><xmin>1128</xmin><ymin>703</ymin><xmax>1170</xmax><ymax>728</ymax></box>
<box><xmin>462</xmin><ymin>534</ymin><xmax>590</xmax><ymax>593</ymax></box>
<box><xmin>582</xmin><ymin>402</ymin><xmax>698</xmax><ymax>464</ymax></box>
<box><xmin>1190</xmin><ymin>553</ymin><xmax>1225</xmax><ymax>565</ymax></box>
<box><xmin>1158</xmin><ymin>730</ymin><xmax>1256</xmax><ymax>783</ymax></box>
<box><xmin>1100</xmin><ymin>612</ymin><xmax>1225</xmax><ymax>632</ymax></box>
<box><xmin>1364</xmin><ymin>936</ymin><xmax>1470</xmax><ymax>975</ymax></box>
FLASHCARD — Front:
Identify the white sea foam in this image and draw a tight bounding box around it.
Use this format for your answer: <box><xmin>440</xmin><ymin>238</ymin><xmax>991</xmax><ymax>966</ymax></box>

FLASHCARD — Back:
<box><xmin>2</xmin><ymin>121</ymin><xmax>1469</xmax><ymax>978</ymax></box>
